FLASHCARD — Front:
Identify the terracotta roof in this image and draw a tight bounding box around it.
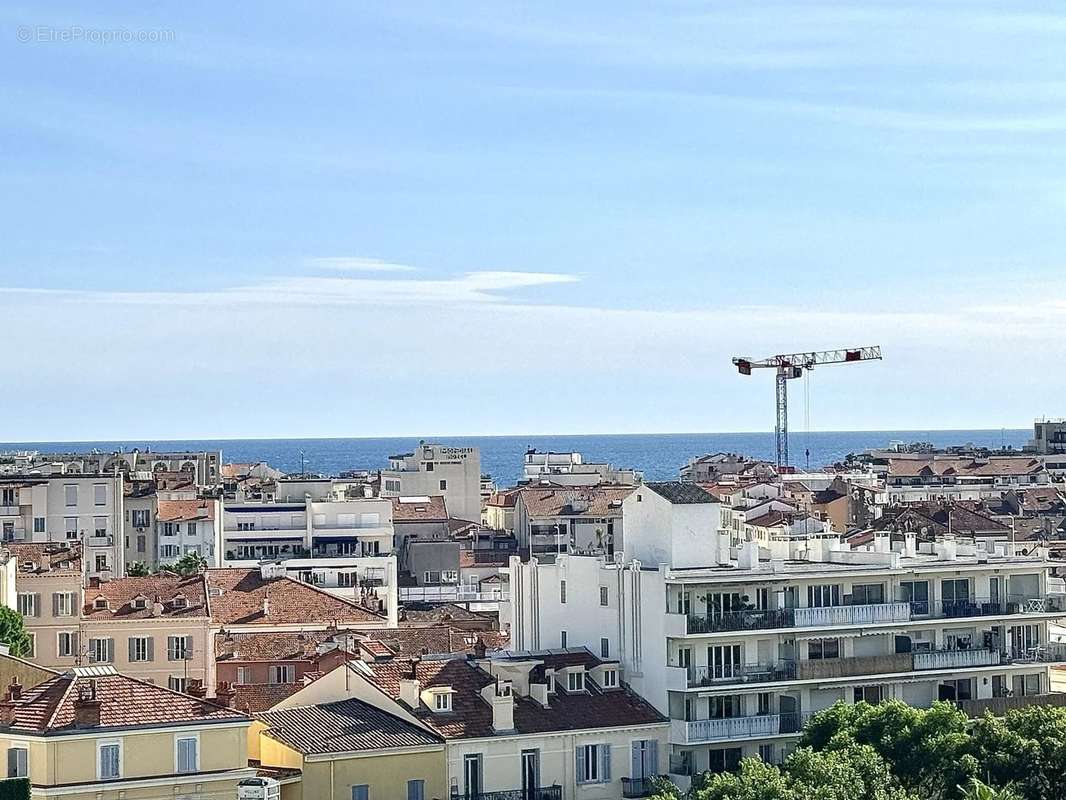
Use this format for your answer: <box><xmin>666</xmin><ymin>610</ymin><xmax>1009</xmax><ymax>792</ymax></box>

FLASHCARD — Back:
<box><xmin>744</xmin><ymin>510</ymin><xmax>793</xmax><ymax>528</ymax></box>
<box><xmin>205</xmin><ymin>569</ymin><xmax>385</xmax><ymax>626</ymax></box>
<box><xmin>233</xmin><ymin>683</ymin><xmax>307</xmax><ymax>714</ymax></box>
<box><xmin>154</xmin><ymin>472</ymin><xmax>197</xmax><ymax>491</ymax></box>
<box><xmin>515</xmin><ymin>487</ymin><xmax>634</xmax><ymax>518</ymax></box>
<box><xmin>157</xmin><ymin>499</ymin><xmax>215</xmax><ymax>522</ymax></box>
<box><xmin>888</xmin><ymin>457</ymin><xmax>1045</xmax><ymax>478</ymax></box>
<box><xmin>485</xmin><ymin>491</ymin><xmax>518</xmax><ymax>508</ymax></box>
<box><xmin>5</xmin><ymin>667</ymin><xmax>245</xmax><ymax>735</ymax></box>
<box><xmin>83</xmin><ymin>574</ymin><xmax>208</xmax><ymax>619</ymax></box>
<box><xmin>364</xmin><ymin>651</ymin><xmax>665</xmax><ymax>740</ymax></box>
<box><xmin>399</xmin><ymin>603</ymin><xmax>494</xmax><ymax>626</ymax></box>
<box><xmin>391</xmin><ymin>496</ymin><xmax>448</xmax><ymax>522</ymax></box>
<box><xmin>215</xmin><ymin>630</ymin><xmax>342</xmax><ymax>661</ymax></box>
<box><xmin>6</xmin><ymin>543</ymin><xmax>82</xmax><ymax>576</ymax></box>
<box><xmin>258</xmin><ymin>698</ymin><xmax>442</xmax><ymax>754</ymax></box>
<box><xmin>360</xmin><ymin>627</ymin><xmax>508</xmax><ymax>657</ymax></box>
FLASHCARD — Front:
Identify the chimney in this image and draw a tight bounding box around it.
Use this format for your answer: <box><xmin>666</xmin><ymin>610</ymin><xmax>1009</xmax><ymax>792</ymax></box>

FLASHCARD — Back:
<box><xmin>261</xmin><ymin>596</ymin><xmax>271</xmax><ymax>617</ymax></box>
<box><xmin>473</xmin><ymin>637</ymin><xmax>487</xmax><ymax>660</ymax></box>
<box><xmin>6</xmin><ymin>679</ymin><xmax>22</xmax><ymax>702</ymax></box>
<box><xmin>215</xmin><ymin>682</ymin><xmax>236</xmax><ymax>708</ymax></box>
<box><xmin>399</xmin><ymin>676</ymin><xmax>420</xmax><ymax>709</ymax></box>
<box><xmin>73</xmin><ymin>683</ymin><xmax>102</xmax><ymax>728</ymax></box>
<box><xmin>482</xmin><ymin>679</ymin><xmax>515</xmax><ymax>733</ymax></box>
<box><xmin>738</xmin><ymin>541</ymin><xmax>759</xmax><ymax>570</ymax></box>
<box><xmin>903</xmin><ymin>531</ymin><xmax>917</xmax><ymax>558</ymax></box>
<box><xmin>186</xmin><ymin>679</ymin><xmax>207</xmax><ymax>699</ymax></box>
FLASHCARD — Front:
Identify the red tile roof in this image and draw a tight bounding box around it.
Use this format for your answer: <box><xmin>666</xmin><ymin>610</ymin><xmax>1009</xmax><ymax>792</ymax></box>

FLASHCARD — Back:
<box><xmin>392</xmin><ymin>496</ymin><xmax>448</xmax><ymax>522</ymax></box>
<box><xmin>5</xmin><ymin>667</ymin><xmax>246</xmax><ymax>735</ymax></box>
<box><xmin>215</xmin><ymin>630</ymin><xmax>340</xmax><ymax>661</ymax></box>
<box><xmin>83</xmin><ymin>574</ymin><xmax>208</xmax><ymax>620</ymax></box>
<box><xmin>157</xmin><ymin>499</ymin><xmax>215</xmax><ymax>522</ymax></box>
<box><xmin>6</xmin><ymin>543</ymin><xmax>82</xmax><ymax>576</ymax></box>
<box><xmin>515</xmin><ymin>487</ymin><xmax>634</xmax><ymax>518</ymax></box>
<box><xmin>206</xmin><ymin>569</ymin><xmax>385</xmax><ymax>626</ymax></box>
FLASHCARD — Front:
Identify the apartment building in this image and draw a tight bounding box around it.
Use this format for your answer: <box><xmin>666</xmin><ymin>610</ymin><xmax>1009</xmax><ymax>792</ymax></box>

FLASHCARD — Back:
<box><xmin>10</xmin><ymin>449</ymin><xmax>222</xmax><ymax>487</ymax></box>
<box><xmin>0</xmin><ymin>474</ymin><xmax>124</xmax><ymax>580</ymax></box>
<box><xmin>520</xmin><ymin>450</ymin><xmax>643</xmax><ymax>487</ymax></box>
<box><xmin>379</xmin><ymin>443</ymin><xmax>483</xmax><ymax>522</ymax></box>
<box><xmin>513</xmin><ymin>487</ymin><xmax>633</xmax><ymax>559</ymax></box>
<box><xmin>123</xmin><ymin>479</ymin><xmax>157</xmax><ymax>570</ymax></box>
<box><xmin>215</xmin><ymin>629</ymin><xmax>353</xmax><ymax>689</ymax></box>
<box><xmin>157</xmin><ymin>498</ymin><xmax>223</xmax><ymax>567</ymax></box>
<box><xmin>507</xmin><ymin>482</ymin><xmax>1066</xmax><ymax>786</ymax></box>
<box><xmin>9</xmin><ymin>543</ymin><xmax>82</xmax><ymax>668</ymax></box>
<box><xmin>886</xmin><ymin>456</ymin><xmax>1050</xmax><ymax>502</ymax></box>
<box><xmin>0</xmin><ymin>666</ymin><xmax>253</xmax><ymax>798</ymax></box>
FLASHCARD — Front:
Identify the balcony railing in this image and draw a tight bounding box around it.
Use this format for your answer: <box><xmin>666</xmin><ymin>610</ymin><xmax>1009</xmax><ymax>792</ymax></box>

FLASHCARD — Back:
<box><xmin>451</xmin><ymin>788</ymin><xmax>562</xmax><ymax>800</ymax></box>
<box><xmin>399</xmin><ymin>586</ymin><xmax>509</xmax><ymax>602</ymax></box>
<box><xmin>914</xmin><ymin>647</ymin><xmax>1001</xmax><ymax>671</ymax></box>
<box><xmin>906</xmin><ymin>595</ymin><xmax>1066</xmax><ymax>620</ymax></box>
<box><xmin>794</xmin><ymin>601</ymin><xmax>911</xmax><ymax>627</ymax></box>
<box><xmin>621</xmin><ymin>777</ymin><xmax>659</xmax><ymax>798</ymax></box>
<box><xmin>686</xmin><ymin>608</ymin><xmax>795</xmax><ymax>634</ymax></box>
<box><xmin>686</xmin><ymin>661</ymin><xmax>796</xmax><ymax>688</ymax></box>
<box><xmin>676</xmin><ymin>711</ymin><xmax>812</xmax><ymax>744</ymax></box>
<box><xmin>958</xmin><ymin>692</ymin><xmax>1066</xmax><ymax>717</ymax></box>
<box><xmin>798</xmin><ymin>652</ymin><xmax>913</xmax><ymax>680</ymax></box>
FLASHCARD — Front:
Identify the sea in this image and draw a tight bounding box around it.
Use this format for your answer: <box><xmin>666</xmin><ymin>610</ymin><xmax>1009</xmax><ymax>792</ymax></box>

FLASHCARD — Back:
<box><xmin>0</xmin><ymin>429</ymin><xmax>1032</xmax><ymax>487</ymax></box>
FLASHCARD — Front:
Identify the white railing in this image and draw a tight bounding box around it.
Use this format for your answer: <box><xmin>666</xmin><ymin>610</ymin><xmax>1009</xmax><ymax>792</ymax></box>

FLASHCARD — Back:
<box><xmin>398</xmin><ymin>586</ymin><xmax>509</xmax><ymax>602</ymax></box>
<box><xmin>914</xmin><ymin>648</ymin><xmax>1001</xmax><ymax>671</ymax></box>
<box><xmin>794</xmin><ymin>602</ymin><xmax>911</xmax><ymax>628</ymax></box>
<box><xmin>686</xmin><ymin>715</ymin><xmax>780</xmax><ymax>743</ymax></box>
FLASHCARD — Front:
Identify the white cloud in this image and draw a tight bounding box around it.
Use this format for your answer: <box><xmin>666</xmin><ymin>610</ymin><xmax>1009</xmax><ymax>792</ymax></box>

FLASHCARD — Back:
<box><xmin>305</xmin><ymin>257</ymin><xmax>418</xmax><ymax>273</ymax></box>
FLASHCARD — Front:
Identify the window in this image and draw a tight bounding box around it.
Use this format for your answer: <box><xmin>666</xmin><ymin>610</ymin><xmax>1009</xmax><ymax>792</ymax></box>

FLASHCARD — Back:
<box><xmin>237</xmin><ymin>521</ymin><xmax>256</xmax><ymax>531</ymax></box>
<box><xmin>808</xmin><ymin>584</ymin><xmax>841</xmax><ymax>607</ymax></box>
<box><xmin>577</xmin><ymin>743</ymin><xmax>611</xmax><ymax>784</ymax></box>
<box><xmin>137</xmin><ymin>535</ymin><xmax>146</xmax><ymax>553</ymax></box>
<box><xmin>351</xmin><ymin>786</ymin><xmax>369</xmax><ymax>800</ymax></box>
<box><xmin>17</xmin><ymin>593</ymin><xmax>38</xmax><ymax>618</ymax></box>
<box><xmin>567</xmin><ymin>671</ymin><xmax>585</xmax><ymax>692</ymax></box>
<box><xmin>0</xmin><ymin>489</ymin><xmax>13</xmax><ymax>506</ymax></box>
<box><xmin>439</xmin><ymin>480</ymin><xmax>447</xmax><ymax>491</ymax></box>
<box><xmin>560</xmin><ymin>579</ymin><xmax>567</xmax><ymax>604</ymax></box>
<box><xmin>187</xmin><ymin>522</ymin><xmax>198</xmax><ymax>536</ymax></box>
<box><xmin>57</xmin><ymin>632</ymin><xmax>77</xmax><ymax>658</ymax></box>
<box><xmin>94</xmin><ymin>554</ymin><xmax>108</xmax><ymax>573</ymax></box>
<box><xmin>64</xmin><ymin>485</ymin><xmax>78</xmax><ymax>507</ymax></box>
<box><xmin>162</xmin><ymin>522</ymin><xmax>176</xmax><ymax>536</ymax></box>
<box><xmin>708</xmin><ymin>644</ymin><xmax>742</xmax><ymax>679</ymax></box>
<box><xmin>94</xmin><ymin>484</ymin><xmax>107</xmax><ymax>506</ymax></box>
<box><xmin>463</xmin><ymin>754</ymin><xmax>482</xmax><ymax>798</ymax></box>
<box><xmin>601</xmin><ymin>668</ymin><xmax>617</xmax><ymax>688</ymax></box>
<box><xmin>89</xmin><ymin>638</ymin><xmax>113</xmax><ymax>663</ymax></box>
<box><xmin>131</xmin><ymin>509</ymin><xmax>150</xmax><ymax>527</ymax></box>
<box><xmin>808</xmin><ymin>639</ymin><xmax>840</xmax><ymax>659</ymax></box>
<box><xmin>851</xmin><ymin>583</ymin><xmax>884</xmax><ymax>605</ymax></box>
<box><xmin>129</xmin><ymin>637</ymin><xmax>152</xmax><ymax>662</ymax></box>
<box><xmin>98</xmin><ymin>741</ymin><xmax>121</xmax><ymax>780</ymax></box>
<box><xmin>236</xmin><ymin>667</ymin><xmax>249</xmax><ymax>684</ymax></box>
<box><xmin>51</xmin><ymin>591</ymin><xmax>75</xmax><ymax>618</ymax></box>
<box><xmin>942</xmin><ymin>579</ymin><xmax>969</xmax><ymax>607</ymax></box>
<box><xmin>33</xmin><ymin>517</ymin><xmax>45</xmax><ymax>534</ymax></box>
<box><xmin>64</xmin><ymin>517</ymin><xmax>78</xmax><ymax>540</ymax></box>
<box><xmin>854</xmin><ymin>685</ymin><xmax>883</xmax><ymax>704</ymax></box>
<box><xmin>433</xmin><ymin>692</ymin><xmax>451</xmax><ymax>712</ymax></box>
<box><xmin>93</xmin><ymin>517</ymin><xmax>108</xmax><ymax>537</ymax></box>
<box><xmin>441</xmin><ymin>570</ymin><xmax>458</xmax><ymax>583</ymax></box>
<box><xmin>168</xmin><ymin>676</ymin><xmax>187</xmax><ymax>693</ymax></box>
<box><xmin>560</xmin><ymin>630</ymin><xmax>567</xmax><ymax>648</ymax></box>
<box><xmin>161</xmin><ymin>545</ymin><xmax>180</xmax><ymax>558</ymax></box>
<box><xmin>168</xmin><ymin>635</ymin><xmax>192</xmax><ymax>661</ymax></box>
<box><xmin>600</xmin><ymin>637</ymin><xmax>610</xmax><ymax>658</ymax></box>
<box><xmin>407</xmin><ymin>779</ymin><xmax>425</xmax><ymax>800</ymax></box>
<box><xmin>425</xmin><ymin>462</ymin><xmax>435</xmax><ymax>472</ymax></box>
<box><xmin>176</xmin><ymin>735</ymin><xmax>198</xmax><ymax>773</ymax></box>
<box><xmin>758</xmin><ymin>744</ymin><xmax>775</xmax><ymax>763</ymax></box>
<box><xmin>6</xmin><ymin>746</ymin><xmax>27</xmax><ymax>778</ymax></box>
<box><xmin>269</xmin><ymin>665</ymin><xmax>295</xmax><ymax>684</ymax></box>
<box><xmin>599</xmin><ymin>586</ymin><xmax>609</xmax><ymax>606</ymax></box>
<box><xmin>677</xmin><ymin>591</ymin><xmax>690</xmax><ymax>615</ymax></box>
<box><xmin>900</xmin><ymin>580</ymin><xmax>929</xmax><ymax>613</ymax></box>
<box><xmin>423</xmin><ymin>571</ymin><xmax>441</xmax><ymax>584</ymax></box>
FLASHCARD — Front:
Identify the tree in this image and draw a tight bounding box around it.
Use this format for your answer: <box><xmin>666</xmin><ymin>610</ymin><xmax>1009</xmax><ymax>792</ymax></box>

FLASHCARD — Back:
<box><xmin>0</xmin><ymin>607</ymin><xmax>33</xmax><ymax>658</ymax></box>
<box><xmin>126</xmin><ymin>561</ymin><xmax>151</xmax><ymax>577</ymax></box>
<box><xmin>959</xmin><ymin>779</ymin><xmax>1021</xmax><ymax>800</ymax></box>
<box><xmin>172</xmin><ymin>552</ymin><xmax>207</xmax><ymax>576</ymax></box>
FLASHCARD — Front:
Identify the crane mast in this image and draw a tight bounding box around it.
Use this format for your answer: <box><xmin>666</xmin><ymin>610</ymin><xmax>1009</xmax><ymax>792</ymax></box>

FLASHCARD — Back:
<box><xmin>732</xmin><ymin>346</ymin><xmax>882</xmax><ymax>469</ymax></box>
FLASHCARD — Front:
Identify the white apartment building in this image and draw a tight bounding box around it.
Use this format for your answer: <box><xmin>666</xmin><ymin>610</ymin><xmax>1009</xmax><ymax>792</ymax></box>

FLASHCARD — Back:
<box><xmin>8</xmin><ymin>449</ymin><xmax>221</xmax><ymax>486</ymax></box>
<box><xmin>379</xmin><ymin>443</ymin><xmax>482</xmax><ymax>522</ymax></box>
<box><xmin>0</xmin><ymin>475</ymin><xmax>124</xmax><ymax>579</ymax></box>
<box><xmin>521</xmin><ymin>450</ymin><xmax>643</xmax><ymax>487</ymax></box>
<box><xmin>885</xmin><ymin>456</ymin><xmax>1050</xmax><ymax>502</ymax></box>
<box><xmin>156</xmin><ymin>498</ymin><xmax>223</xmax><ymax>567</ymax></box>
<box><xmin>507</xmin><ymin>481</ymin><xmax>1066</xmax><ymax>787</ymax></box>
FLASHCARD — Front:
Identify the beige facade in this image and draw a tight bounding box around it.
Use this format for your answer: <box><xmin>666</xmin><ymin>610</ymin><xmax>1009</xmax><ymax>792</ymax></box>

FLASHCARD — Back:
<box><xmin>78</xmin><ymin>617</ymin><xmax>214</xmax><ymax>690</ymax></box>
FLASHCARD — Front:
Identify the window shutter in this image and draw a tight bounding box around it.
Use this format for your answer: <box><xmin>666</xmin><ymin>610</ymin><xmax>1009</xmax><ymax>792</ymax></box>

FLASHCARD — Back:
<box><xmin>71</xmin><ymin>632</ymin><xmax>79</xmax><ymax>658</ymax></box>
<box><xmin>32</xmin><ymin>594</ymin><xmax>40</xmax><ymax>618</ymax></box>
<box><xmin>575</xmin><ymin>747</ymin><xmax>584</xmax><ymax>783</ymax></box>
<box><xmin>106</xmin><ymin>638</ymin><xmax>114</xmax><ymax>663</ymax></box>
<box><xmin>184</xmin><ymin>635</ymin><xmax>193</xmax><ymax>657</ymax></box>
<box><xmin>647</xmin><ymin>740</ymin><xmax>658</xmax><ymax>775</ymax></box>
<box><xmin>147</xmin><ymin>638</ymin><xmax>155</xmax><ymax>661</ymax></box>
<box><xmin>7</xmin><ymin>748</ymin><xmax>17</xmax><ymax>778</ymax></box>
<box><xmin>168</xmin><ymin>637</ymin><xmax>176</xmax><ymax>661</ymax></box>
<box><xmin>631</xmin><ymin>742</ymin><xmax>641</xmax><ymax>780</ymax></box>
<box><xmin>128</xmin><ymin>638</ymin><xmax>137</xmax><ymax>662</ymax></box>
<box><xmin>52</xmin><ymin>593</ymin><xmax>60</xmax><ymax>617</ymax></box>
<box><xmin>601</xmin><ymin>744</ymin><xmax>611</xmax><ymax>781</ymax></box>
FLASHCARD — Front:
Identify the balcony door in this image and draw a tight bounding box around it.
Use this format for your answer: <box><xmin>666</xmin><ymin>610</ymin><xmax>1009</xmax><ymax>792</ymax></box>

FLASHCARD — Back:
<box><xmin>631</xmin><ymin>739</ymin><xmax>658</xmax><ymax>779</ymax></box>
<box><xmin>463</xmin><ymin>753</ymin><xmax>483</xmax><ymax>799</ymax></box>
<box><xmin>521</xmin><ymin>749</ymin><xmax>540</xmax><ymax>798</ymax></box>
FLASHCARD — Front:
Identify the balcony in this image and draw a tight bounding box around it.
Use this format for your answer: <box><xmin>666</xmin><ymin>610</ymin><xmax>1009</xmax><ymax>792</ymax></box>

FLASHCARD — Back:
<box><xmin>686</xmin><ymin>608</ymin><xmax>795</xmax><ymax>634</ymax></box>
<box><xmin>399</xmin><ymin>585</ymin><xmax>509</xmax><ymax>603</ymax></box>
<box><xmin>914</xmin><ymin>648</ymin><xmax>1001</xmax><ymax>671</ymax></box>
<box><xmin>86</xmin><ymin>534</ymin><xmax>114</xmax><ymax>548</ymax></box>
<box><xmin>793</xmin><ymin>602</ymin><xmax>911</xmax><ymax>628</ymax></box>
<box><xmin>451</xmin><ymin>788</ymin><xmax>562</xmax><ymax>800</ymax></box>
<box><xmin>622</xmin><ymin>777</ymin><xmax>659</xmax><ymax>798</ymax></box>
<box><xmin>907</xmin><ymin>595</ymin><xmax>1066</xmax><ymax>620</ymax></box>
<box><xmin>686</xmin><ymin>661</ymin><xmax>796</xmax><ymax>688</ymax></box>
<box><xmin>672</xmin><ymin>712</ymin><xmax>811</xmax><ymax>744</ymax></box>
<box><xmin>958</xmin><ymin>692</ymin><xmax>1066</xmax><ymax>717</ymax></box>
<box><xmin>798</xmin><ymin>652</ymin><xmax>913</xmax><ymax>680</ymax></box>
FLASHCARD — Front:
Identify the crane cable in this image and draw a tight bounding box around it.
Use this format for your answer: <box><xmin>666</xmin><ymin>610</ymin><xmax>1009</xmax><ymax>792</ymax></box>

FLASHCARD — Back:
<box><xmin>804</xmin><ymin>369</ymin><xmax>811</xmax><ymax>470</ymax></box>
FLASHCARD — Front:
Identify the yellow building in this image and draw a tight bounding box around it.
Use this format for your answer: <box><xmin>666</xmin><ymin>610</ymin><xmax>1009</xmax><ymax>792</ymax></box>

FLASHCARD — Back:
<box><xmin>252</xmin><ymin>697</ymin><xmax>447</xmax><ymax>800</ymax></box>
<box><xmin>0</xmin><ymin>664</ymin><xmax>255</xmax><ymax>799</ymax></box>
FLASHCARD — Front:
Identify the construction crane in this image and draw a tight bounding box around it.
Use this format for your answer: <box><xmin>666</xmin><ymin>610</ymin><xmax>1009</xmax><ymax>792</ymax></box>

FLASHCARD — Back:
<box><xmin>732</xmin><ymin>346</ymin><xmax>882</xmax><ymax>469</ymax></box>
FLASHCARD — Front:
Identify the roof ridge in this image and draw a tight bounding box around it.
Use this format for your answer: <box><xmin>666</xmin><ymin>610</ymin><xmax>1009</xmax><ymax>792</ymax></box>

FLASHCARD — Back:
<box><xmin>41</xmin><ymin>674</ymin><xmax>78</xmax><ymax>730</ymax></box>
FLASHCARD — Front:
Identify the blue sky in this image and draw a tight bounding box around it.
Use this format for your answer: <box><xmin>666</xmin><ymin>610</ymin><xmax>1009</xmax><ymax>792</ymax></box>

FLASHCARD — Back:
<box><xmin>2</xmin><ymin>1</ymin><xmax>1065</xmax><ymax>440</ymax></box>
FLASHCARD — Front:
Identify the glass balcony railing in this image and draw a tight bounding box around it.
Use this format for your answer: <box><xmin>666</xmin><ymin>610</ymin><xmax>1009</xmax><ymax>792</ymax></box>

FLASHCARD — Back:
<box><xmin>685</xmin><ymin>661</ymin><xmax>796</xmax><ymax>687</ymax></box>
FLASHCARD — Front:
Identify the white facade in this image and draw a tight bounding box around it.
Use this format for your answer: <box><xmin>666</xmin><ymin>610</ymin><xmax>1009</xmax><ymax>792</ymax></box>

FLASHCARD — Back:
<box><xmin>508</xmin><ymin>536</ymin><xmax>1066</xmax><ymax>785</ymax></box>
<box><xmin>379</xmin><ymin>443</ymin><xmax>482</xmax><ymax>522</ymax></box>
<box><xmin>1</xmin><ymin>475</ymin><xmax>124</xmax><ymax>579</ymax></box>
<box><xmin>521</xmin><ymin>450</ymin><xmax>642</xmax><ymax>487</ymax></box>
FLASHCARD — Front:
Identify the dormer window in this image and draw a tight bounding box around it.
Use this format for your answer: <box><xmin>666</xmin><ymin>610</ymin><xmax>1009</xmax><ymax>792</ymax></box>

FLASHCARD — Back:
<box><xmin>132</xmin><ymin>596</ymin><xmax>148</xmax><ymax>610</ymax></box>
<box><xmin>93</xmin><ymin>597</ymin><xmax>109</xmax><ymax>610</ymax></box>
<box><xmin>172</xmin><ymin>596</ymin><xmax>188</xmax><ymax>609</ymax></box>
<box><xmin>567</xmin><ymin>671</ymin><xmax>585</xmax><ymax>692</ymax></box>
<box><xmin>601</xmin><ymin>669</ymin><xmax>618</xmax><ymax>689</ymax></box>
<box><xmin>431</xmin><ymin>691</ymin><xmax>452</xmax><ymax>712</ymax></box>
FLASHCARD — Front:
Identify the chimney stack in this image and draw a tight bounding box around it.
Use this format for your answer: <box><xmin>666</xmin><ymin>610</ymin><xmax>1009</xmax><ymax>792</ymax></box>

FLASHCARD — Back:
<box><xmin>482</xmin><ymin>679</ymin><xmax>515</xmax><ymax>733</ymax></box>
<box><xmin>261</xmin><ymin>596</ymin><xmax>271</xmax><ymax>617</ymax></box>
<box><xmin>473</xmin><ymin>637</ymin><xmax>487</xmax><ymax>660</ymax></box>
<box><xmin>399</xmin><ymin>660</ymin><xmax>421</xmax><ymax>708</ymax></box>
<box><xmin>215</xmin><ymin>682</ymin><xmax>236</xmax><ymax>708</ymax></box>
<box><xmin>6</xmin><ymin>679</ymin><xmax>22</xmax><ymax>702</ymax></box>
<box><xmin>73</xmin><ymin>682</ymin><xmax>102</xmax><ymax>728</ymax></box>
<box><xmin>186</xmin><ymin>679</ymin><xmax>207</xmax><ymax>699</ymax></box>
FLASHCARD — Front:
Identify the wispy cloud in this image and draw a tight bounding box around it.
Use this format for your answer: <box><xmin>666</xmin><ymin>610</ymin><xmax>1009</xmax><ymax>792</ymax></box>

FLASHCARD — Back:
<box><xmin>306</xmin><ymin>257</ymin><xmax>418</xmax><ymax>273</ymax></box>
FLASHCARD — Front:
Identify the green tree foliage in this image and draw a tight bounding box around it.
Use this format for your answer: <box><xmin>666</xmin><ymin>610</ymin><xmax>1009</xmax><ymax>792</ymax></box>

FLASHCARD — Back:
<box><xmin>172</xmin><ymin>552</ymin><xmax>207</xmax><ymax>576</ymax></box>
<box><xmin>959</xmin><ymin>778</ymin><xmax>1021</xmax><ymax>800</ymax></box>
<box><xmin>125</xmin><ymin>561</ymin><xmax>151</xmax><ymax>577</ymax></box>
<box><xmin>0</xmin><ymin>607</ymin><xmax>33</xmax><ymax>658</ymax></box>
